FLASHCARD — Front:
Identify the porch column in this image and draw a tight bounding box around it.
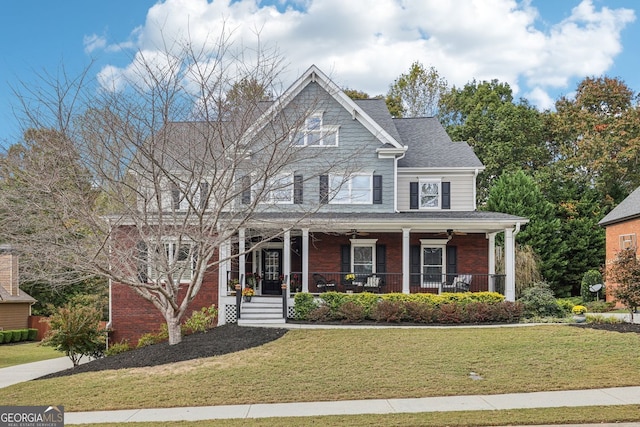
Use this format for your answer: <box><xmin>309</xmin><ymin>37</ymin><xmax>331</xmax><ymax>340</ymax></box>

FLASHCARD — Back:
<box><xmin>283</xmin><ymin>229</ymin><xmax>291</xmax><ymax>298</ymax></box>
<box><xmin>402</xmin><ymin>228</ymin><xmax>411</xmax><ymax>294</ymax></box>
<box><xmin>217</xmin><ymin>239</ymin><xmax>230</xmax><ymax>326</ymax></box>
<box><xmin>504</xmin><ymin>227</ymin><xmax>516</xmax><ymax>302</ymax></box>
<box><xmin>487</xmin><ymin>232</ymin><xmax>497</xmax><ymax>292</ymax></box>
<box><xmin>302</xmin><ymin>228</ymin><xmax>309</xmax><ymax>293</ymax></box>
<box><xmin>239</xmin><ymin>228</ymin><xmax>246</xmax><ymax>286</ymax></box>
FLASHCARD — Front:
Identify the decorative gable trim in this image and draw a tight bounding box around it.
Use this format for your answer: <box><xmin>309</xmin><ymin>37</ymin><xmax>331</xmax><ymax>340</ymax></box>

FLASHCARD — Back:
<box><xmin>244</xmin><ymin>65</ymin><xmax>406</xmax><ymax>150</ymax></box>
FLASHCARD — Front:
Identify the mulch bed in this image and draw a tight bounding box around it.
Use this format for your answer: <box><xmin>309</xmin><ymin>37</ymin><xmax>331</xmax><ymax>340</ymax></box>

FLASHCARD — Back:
<box><xmin>38</xmin><ymin>324</ymin><xmax>287</xmax><ymax>380</ymax></box>
<box><xmin>38</xmin><ymin>322</ymin><xmax>640</xmax><ymax>380</ymax></box>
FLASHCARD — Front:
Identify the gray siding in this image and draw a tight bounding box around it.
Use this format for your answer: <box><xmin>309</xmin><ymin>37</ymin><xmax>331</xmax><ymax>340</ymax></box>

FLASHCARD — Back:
<box><xmin>397</xmin><ymin>171</ymin><xmax>476</xmax><ymax>211</ymax></box>
<box><xmin>256</xmin><ymin>82</ymin><xmax>396</xmax><ymax>213</ymax></box>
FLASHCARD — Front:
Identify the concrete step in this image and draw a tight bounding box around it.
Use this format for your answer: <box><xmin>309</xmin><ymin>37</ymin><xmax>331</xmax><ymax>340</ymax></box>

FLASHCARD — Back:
<box><xmin>238</xmin><ymin>297</ymin><xmax>285</xmax><ymax>324</ymax></box>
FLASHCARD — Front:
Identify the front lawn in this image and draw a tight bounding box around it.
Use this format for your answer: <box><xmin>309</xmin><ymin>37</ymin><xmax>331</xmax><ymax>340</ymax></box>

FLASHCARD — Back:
<box><xmin>1</xmin><ymin>325</ymin><xmax>639</xmax><ymax>413</ymax></box>
<box><xmin>0</xmin><ymin>342</ymin><xmax>61</xmax><ymax>368</ymax></box>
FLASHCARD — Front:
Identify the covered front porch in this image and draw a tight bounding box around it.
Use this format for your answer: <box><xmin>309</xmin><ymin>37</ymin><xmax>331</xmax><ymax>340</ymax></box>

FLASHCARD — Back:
<box><xmin>219</xmin><ymin>212</ymin><xmax>526</xmax><ymax>303</ymax></box>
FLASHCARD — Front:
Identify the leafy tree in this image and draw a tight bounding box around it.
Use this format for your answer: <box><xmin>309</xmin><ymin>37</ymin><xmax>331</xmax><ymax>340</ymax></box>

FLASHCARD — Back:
<box><xmin>42</xmin><ymin>297</ymin><xmax>106</xmax><ymax>366</ymax></box>
<box><xmin>439</xmin><ymin>80</ymin><xmax>550</xmax><ymax>203</ymax></box>
<box><xmin>606</xmin><ymin>249</ymin><xmax>640</xmax><ymax>315</ymax></box>
<box><xmin>386</xmin><ymin>61</ymin><xmax>448</xmax><ymax>118</ymax></box>
<box><xmin>547</xmin><ymin>76</ymin><xmax>640</xmax><ymax>204</ymax></box>
<box><xmin>343</xmin><ymin>88</ymin><xmax>372</xmax><ymax>100</ymax></box>
<box><xmin>485</xmin><ymin>170</ymin><xmax>568</xmax><ymax>295</ymax></box>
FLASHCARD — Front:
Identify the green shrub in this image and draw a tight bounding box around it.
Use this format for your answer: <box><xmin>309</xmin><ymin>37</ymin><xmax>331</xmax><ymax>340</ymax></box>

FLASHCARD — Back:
<box><xmin>556</xmin><ymin>298</ymin><xmax>575</xmax><ymax>315</ymax></box>
<box><xmin>586</xmin><ymin>314</ymin><xmax>624</xmax><ymax>324</ymax></box>
<box><xmin>27</xmin><ymin>329</ymin><xmax>38</xmax><ymax>341</ymax></box>
<box><xmin>12</xmin><ymin>330</ymin><xmax>22</xmax><ymax>342</ymax></box>
<box><xmin>105</xmin><ymin>340</ymin><xmax>132</xmax><ymax>356</ymax></box>
<box><xmin>20</xmin><ymin>329</ymin><xmax>28</xmax><ymax>341</ymax></box>
<box><xmin>585</xmin><ymin>300</ymin><xmax>615</xmax><ymax>313</ymax></box>
<box><xmin>182</xmin><ymin>305</ymin><xmax>217</xmax><ymax>334</ymax></box>
<box><xmin>319</xmin><ymin>292</ymin><xmax>348</xmax><ymax>314</ymax></box>
<box><xmin>41</xmin><ymin>304</ymin><xmax>106</xmax><ymax>366</ymax></box>
<box><xmin>0</xmin><ymin>331</ymin><xmax>5</xmax><ymax>344</ymax></box>
<box><xmin>293</xmin><ymin>292</ymin><xmax>317</xmax><ymax>320</ymax></box>
<box><xmin>581</xmin><ymin>270</ymin><xmax>603</xmax><ymax>302</ymax></box>
<box><xmin>518</xmin><ymin>282</ymin><xmax>563</xmax><ymax>318</ymax></box>
<box><xmin>136</xmin><ymin>325</ymin><xmax>169</xmax><ymax>347</ymax></box>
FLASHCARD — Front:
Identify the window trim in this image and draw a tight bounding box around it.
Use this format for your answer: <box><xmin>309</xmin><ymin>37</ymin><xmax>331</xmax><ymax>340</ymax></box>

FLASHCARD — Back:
<box><xmin>260</xmin><ymin>173</ymin><xmax>295</xmax><ymax>205</ymax></box>
<box><xmin>148</xmin><ymin>239</ymin><xmax>196</xmax><ymax>283</ymax></box>
<box><xmin>350</xmin><ymin>238</ymin><xmax>378</xmax><ymax>276</ymax></box>
<box><xmin>419</xmin><ymin>179</ymin><xmax>441</xmax><ymax>210</ymax></box>
<box><xmin>620</xmin><ymin>233</ymin><xmax>637</xmax><ymax>251</ymax></box>
<box><xmin>329</xmin><ymin>173</ymin><xmax>373</xmax><ymax>204</ymax></box>
<box><xmin>292</xmin><ymin>112</ymin><xmax>339</xmax><ymax>147</ymax></box>
<box><xmin>419</xmin><ymin>239</ymin><xmax>448</xmax><ymax>288</ymax></box>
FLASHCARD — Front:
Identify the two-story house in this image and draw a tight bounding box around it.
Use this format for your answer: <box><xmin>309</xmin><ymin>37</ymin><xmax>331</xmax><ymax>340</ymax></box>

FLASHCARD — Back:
<box><xmin>109</xmin><ymin>66</ymin><xmax>527</xmax><ymax>343</ymax></box>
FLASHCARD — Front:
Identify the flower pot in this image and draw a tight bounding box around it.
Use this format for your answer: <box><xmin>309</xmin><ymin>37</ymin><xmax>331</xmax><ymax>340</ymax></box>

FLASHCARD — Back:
<box><xmin>573</xmin><ymin>314</ymin><xmax>586</xmax><ymax>323</ymax></box>
<box><xmin>243</xmin><ymin>296</ymin><xmax>252</xmax><ymax>302</ymax></box>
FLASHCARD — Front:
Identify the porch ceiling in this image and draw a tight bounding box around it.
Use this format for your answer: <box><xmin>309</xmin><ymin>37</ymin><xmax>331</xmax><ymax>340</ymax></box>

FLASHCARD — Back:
<box><xmin>245</xmin><ymin>211</ymin><xmax>528</xmax><ymax>234</ymax></box>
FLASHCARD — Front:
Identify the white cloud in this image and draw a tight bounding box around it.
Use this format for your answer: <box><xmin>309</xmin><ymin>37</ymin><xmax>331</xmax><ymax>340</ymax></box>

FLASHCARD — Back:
<box><xmin>97</xmin><ymin>0</ymin><xmax>636</xmax><ymax>110</ymax></box>
<box><xmin>83</xmin><ymin>34</ymin><xmax>107</xmax><ymax>54</ymax></box>
<box><xmin>524</xmin><ymin>87</ymin><xmax>555</xmax><ymax>111</ymax></box>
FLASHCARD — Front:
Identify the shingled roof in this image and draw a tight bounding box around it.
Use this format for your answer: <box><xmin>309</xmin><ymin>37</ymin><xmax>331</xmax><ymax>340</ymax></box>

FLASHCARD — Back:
<box><xmin>599</xmin><ymin>186</ymin><xmax>640</xmax><ymax>226</ymax></box>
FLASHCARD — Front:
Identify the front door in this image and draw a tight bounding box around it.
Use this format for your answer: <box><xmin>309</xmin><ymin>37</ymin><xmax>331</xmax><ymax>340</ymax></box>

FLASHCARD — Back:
<box><xmin>262</xmin><ymin>249</ymin><xmax>282</xmax><ymax>295</ymax></box>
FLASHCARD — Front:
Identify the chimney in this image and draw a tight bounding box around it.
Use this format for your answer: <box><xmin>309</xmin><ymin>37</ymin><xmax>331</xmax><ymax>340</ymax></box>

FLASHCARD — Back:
<box><xmin>0</xmin><ymin>247</ymin><xmax>19</xmax><ymax>296</ymax></box>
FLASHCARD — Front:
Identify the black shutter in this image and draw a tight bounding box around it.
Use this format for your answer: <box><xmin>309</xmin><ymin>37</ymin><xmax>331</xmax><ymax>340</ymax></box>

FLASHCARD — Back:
<box><xmin>376</xmin><ymin>245</ymin><xmax>386</xmax><ymax>274</ymax></box>
<box><xmin>319</xmin><ymin>175</ymin><xmax>329</xmax><ymax>204</ymax></box>
<box><xmin>294</xmin><ymin>175</ymin><xmax>303</xmax><ymax>204</ymax></box>
<box><xmin>373</xmin><ymin>175</ymin><xmax>383</xmax><ymax>204</ymax></box>
<box><xmin>137</xmin><ymin>241</ymin><xmax>148</xmax><ymax>283</ymax></box>
<box><xmin>341</xmin><ymin>244</ymin><xmax>351</xmax><ymax>275</ymax></box>
<box><xmin>241</xmin><ymin>175</ymin><xmax>251</xmax><ymax>205</ymax></box>
<box><xmin>442</xmin><ymin>181</ymin><xmax>451</xmax><ymax>210</ymax></box>
<box><xmin>446</xmin><ymin>245</ymin><xmax>457</xmax><ymax>285</ymax></box>
<box><xmin>199</xmin><ymin>182</ymin><xmax>209</xmax><ymax>209</ymax></box>
<box><xmin>410</xmin><ymin>245</ymin><xmax>420</xmax><ymax>286</ymax></box>
<box><xmin>410</xmin><ymin>182</ymin><xmax>418</xmax><ymax>210</ymax></box>
<box><xmin>171</xmin><ymin>183</ymin><xmax>181</xmax><ymax>210</ymax></box>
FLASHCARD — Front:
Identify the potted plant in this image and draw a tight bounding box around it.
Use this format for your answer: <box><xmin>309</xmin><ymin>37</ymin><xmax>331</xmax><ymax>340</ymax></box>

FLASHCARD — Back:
<box><xmin>345</xmin><ymin>273</ymin><xmax>355</xmax><ymax>283</ymax></box>
<box><xmin>572</xmin><ymin>305</ymin><xmax>587</xmax><ymax>323</ymax></box>
<box><xmin>242</xmin><ymin>287</ymin><xmax>255</xmax><ymax>302</ymax></box>
<box><xmin>228</xmin><ymin>278</ymin><xmax>239</xmax><ymax>294</ymax></box>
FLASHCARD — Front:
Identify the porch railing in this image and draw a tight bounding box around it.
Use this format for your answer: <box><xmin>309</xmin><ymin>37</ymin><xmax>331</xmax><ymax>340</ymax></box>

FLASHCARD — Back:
<box><xmin>226</xmin><ymin>270</ymin><xmax>505</xmax><ymax>295</ymax></box>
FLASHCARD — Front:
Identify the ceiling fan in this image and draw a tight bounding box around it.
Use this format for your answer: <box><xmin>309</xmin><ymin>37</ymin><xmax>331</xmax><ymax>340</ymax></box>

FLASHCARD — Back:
<box><xmin>346</xmin><ymin>229</ymin><xmax>370</xmax><ymax>238</ymax></box>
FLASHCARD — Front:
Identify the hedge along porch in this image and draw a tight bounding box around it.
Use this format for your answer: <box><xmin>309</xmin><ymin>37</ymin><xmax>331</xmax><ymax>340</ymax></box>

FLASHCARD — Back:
<box><xmin>218</xmin><ymin>211</ymin><xmax>525</xmax><ymax>309</ymax></box>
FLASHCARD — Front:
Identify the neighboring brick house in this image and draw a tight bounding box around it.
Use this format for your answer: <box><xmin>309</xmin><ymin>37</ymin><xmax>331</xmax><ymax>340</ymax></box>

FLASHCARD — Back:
<box><xmin>599</xmin><ymin>186</ymin><xmax>640</xmax><ymax>304</ymax></box>
<box><xmin>0</xmin><ymin>246</ymin><xmax>36</xmax><ymax>330</ymax></box>
<box><xmin>109</xmin><ymin>66</ymin><xmax>528</xmax><ymax>344</ymax></box>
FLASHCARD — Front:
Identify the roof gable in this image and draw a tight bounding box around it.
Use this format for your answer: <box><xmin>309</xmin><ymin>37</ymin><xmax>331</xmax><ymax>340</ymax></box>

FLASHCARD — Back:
<box><xmin>248</xmin><ymin>65</ymin><xmax>405</xmax><ymax>150</ymax></box>
<box><xmin>599</xmin><ymin>186</ymin><xmax>640</xmax><ymax>226</ymax></box>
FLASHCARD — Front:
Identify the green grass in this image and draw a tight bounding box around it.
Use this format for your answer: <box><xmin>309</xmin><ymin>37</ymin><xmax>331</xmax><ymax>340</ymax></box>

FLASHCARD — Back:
<box><xmin>1</xmin><ymin>324</ymin><xmax>640</xmax><ymax>427</ymax></box>
<box><xmin>71</xmin><ymin>405</ymin><xmax>640</xmax><ymax>427</ymax></box>
<box><xmin>0</xmin><ymin>342</ymin><xmax>61</xmax><ymax>368</ymax></box>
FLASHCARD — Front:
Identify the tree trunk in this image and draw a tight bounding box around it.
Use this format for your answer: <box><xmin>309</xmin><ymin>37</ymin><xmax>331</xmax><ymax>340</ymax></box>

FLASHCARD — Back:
<box><xmin>166</xmin><ymin>316</ymin><xmax>182</xmax><ymax>345</ymax></box>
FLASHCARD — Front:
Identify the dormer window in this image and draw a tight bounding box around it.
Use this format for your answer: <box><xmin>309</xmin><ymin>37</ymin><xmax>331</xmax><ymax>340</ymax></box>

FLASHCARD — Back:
<box><xmin>293</xmin><ymin>112</ymin><xmax>339</xmax><ymax>147</ymax></box>
<box><xmin>419</xmin><ymin>179</ymin><xmax>441</xmax><ymax>209</ymax></box>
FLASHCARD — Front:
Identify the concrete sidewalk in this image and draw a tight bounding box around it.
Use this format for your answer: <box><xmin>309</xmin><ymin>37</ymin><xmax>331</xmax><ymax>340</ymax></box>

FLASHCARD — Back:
<box><xmin>62</xmin><ymin>387</ymin><xmax>640</xmax><ymax>424</ymax></box>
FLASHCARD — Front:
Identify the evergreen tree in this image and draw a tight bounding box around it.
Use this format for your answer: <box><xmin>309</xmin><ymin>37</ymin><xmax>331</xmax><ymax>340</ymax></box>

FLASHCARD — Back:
<box><xmin>485</xmin><ymin>170</ymin><xmax>569</xmax><ymax>296</ymax></box>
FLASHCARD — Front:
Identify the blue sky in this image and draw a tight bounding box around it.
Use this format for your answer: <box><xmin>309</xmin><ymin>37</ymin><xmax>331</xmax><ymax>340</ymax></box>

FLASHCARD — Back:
<box><xmin>1</xmin><ymin>0</ymin><xmax>638</xmax><ymax>147</ymax></box>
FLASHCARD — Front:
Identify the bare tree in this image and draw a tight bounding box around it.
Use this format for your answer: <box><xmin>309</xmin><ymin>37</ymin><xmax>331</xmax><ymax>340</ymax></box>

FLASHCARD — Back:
<box><xmin>0</xmin><ymin>31</ymin><xmax>359</xmax><ymax>344</ymax></box>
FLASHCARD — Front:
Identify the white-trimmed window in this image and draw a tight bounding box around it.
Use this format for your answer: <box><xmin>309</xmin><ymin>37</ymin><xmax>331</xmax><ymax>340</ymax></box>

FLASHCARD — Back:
<box><xmin>261</xmin><ymin>174</ymin><xmax>294</xmax><ymax>204</ymax></box>
<box><xmin>293</xmin><ymin>112</ymin><xmax>339</xmax><ymax>147</ymax></box>
<box><xmin>419</xmin><ymin>179</ymin><xmax>441</xmax><ymax>209</ymax></box>
<box><xmin>171</xmin><ymin>181</ymin><xmax>209</xmax><ymax>211</ymax></box>
<box><xmin>420</xmin><ymin>239</ymin><xmax>447</xmax><ymax>287</ymax></box>
<box><xmin>620</xmin><ymin>234</ymin><xmax>637</xmax><ymax>251</ymax></box>
<box><xmin>149</xmin><ymin>240</ymin><xmax>196</xmax><ymax>283</ymax></box>
<box><xmin>351</xmin><ymin>239</ymin><xmax>377</xmax><ymax>276</ymax></box>
<box><xmin>330</xmin><ymin>174</ymin><xmax>372</xmax><ymax>204</ymax></box>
